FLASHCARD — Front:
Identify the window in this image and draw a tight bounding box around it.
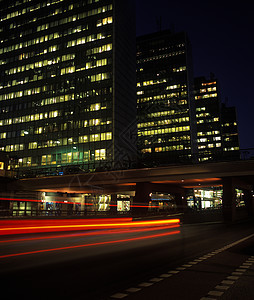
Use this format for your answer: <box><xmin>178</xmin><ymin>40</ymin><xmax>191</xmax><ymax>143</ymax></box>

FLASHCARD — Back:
<box><xmin>0</xmin><ymin>132</ymin><xmax>6</xmax><ymax>139</ymax></box>
<box><xmin>89</xmin><ymin>119</ymin><xmax>101</xmax><ymax>126</ymax></box>
<box><xmin>90</xmin><ymin>134</ymin><xmax>100</xmax><ymax>142</ymax></box>
<box><xmin>29</xmin><ymin>142</ymin><xmax>37</xmax><ymax>149</ymax></box>
<box><xmin>79</xmin><ymin>136</ymin><xmax>88</xmax><ymax>143</ymax></box>
<box><xmin>84</xmin><ymin>151</ymin><xmax>89</xmax><ymax>161</ymax></box>
<box><xmin>90</xmin><ymin>103</ymin><xmax>100</xmax><ymax>111</ymax></box>
<box><xmin>96</xmin><ymin>16</ymin><xmax>113</xmax><ymax>27</ymax></box>
<box><xmin>41</xmin><ymin>155</ymin><xmax>46</xmax><ymax>165</ymax></box>
<box><xmin>101</xmin><ymin>132</ymin><xmax>112</xmax><ymax>140</ymax></box>
<box><xmin>61</xmin><ymin>153</ymin><xmax>67</xmax><ymax>163</ymax></box>
<box><xmin>141</xmin><ymin>148</ymin><xmax>151</xmax><ymax>153</ymax></box>
<box><xmin>95</xmin><ymin>149</ymin><xmax>106</xmax><ymax>160</ymax></box>
<box><xmin>91</xmin><ymin>72</ymin><xmax>110</xmax><ymax>82</ymax></box>
<box><xmin>67</xmin><ymin>153</ymin><xmax>72</xmax><ymax>163</ymax></box>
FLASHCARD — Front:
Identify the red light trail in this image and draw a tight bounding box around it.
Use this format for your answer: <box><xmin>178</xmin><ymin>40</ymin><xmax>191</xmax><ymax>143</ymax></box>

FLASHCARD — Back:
<box><xmin>0</xmin><ymin>224</ymin><xmax>180</xmax><ymax>244</ymax></box>
<box><xmin>0</xmin><ymin>230</ymin><xmax>180</xmax><ymax>259</ymax></box>
<box><xmin>0</xmin><ymin>218</ymin><xmax>180</xmax><ymax>235</ymax></box>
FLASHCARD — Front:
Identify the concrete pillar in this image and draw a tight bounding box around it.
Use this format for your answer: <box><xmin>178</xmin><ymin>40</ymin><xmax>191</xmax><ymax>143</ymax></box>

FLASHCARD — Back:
<box><xmin>193</xmin><ymin>194</ymin><xmax>197</xmax><ymax>210</ymax></box>
<box><xmin>110</xmin><ymin>194</ymin><xmax>117</xmax><ymax>214</ymax></box>
<box><xmin>243</xmin><ymin>189</ymin><xmax>254</xmax><ymax>217</ymax></box>
<box><xmin>175</xmin><ymin>193</ymin><xmax>187</xmax><ymax>212</ymax></box>
<box><xmin>222</xmin><ymin>177</ymin><xmax>236</xmax><ymax>222</ymax></box>
<box><xmin>133</xmin><ymin>182</ymin><xmax>151</xmax><ymax>216</ymax></box>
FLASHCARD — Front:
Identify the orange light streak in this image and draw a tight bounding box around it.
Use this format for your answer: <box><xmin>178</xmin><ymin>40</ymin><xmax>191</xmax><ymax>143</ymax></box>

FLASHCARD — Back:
<box><xmin>0</xmin><ymin>230</ymin><xmax>180</xmax><ymax>259</ymax></box>
<box><xmin>0</xmin><ymin>218</ymin><xmax>132</xmax><ymax>235</ymax></box>
<box><xmin>0</xmin><ymin>218</ymin><xmax>180</xmax><ymax>235</ymax></box>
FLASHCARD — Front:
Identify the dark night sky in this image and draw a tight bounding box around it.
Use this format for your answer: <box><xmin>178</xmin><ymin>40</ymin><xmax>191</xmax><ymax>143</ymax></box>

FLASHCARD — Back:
<box><xmin>136</xmin><ymin>0</ymin><xmax>254</xmax><ymax>150</ymax></box>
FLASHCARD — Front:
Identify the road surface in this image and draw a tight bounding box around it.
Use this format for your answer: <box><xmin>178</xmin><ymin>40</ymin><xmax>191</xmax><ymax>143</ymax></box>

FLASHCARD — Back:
<box><xmin>0</xmin><ymin>218</ymin><xmax>253</xmax><ymax>300</ymax></box>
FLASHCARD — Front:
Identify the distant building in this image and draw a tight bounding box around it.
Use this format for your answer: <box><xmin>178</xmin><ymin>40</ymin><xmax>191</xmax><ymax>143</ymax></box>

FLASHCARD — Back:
<box><xmin>194</xmin><ymin>76</ymin><xmax>240</xmax><ymax>162</ymax></box>
<box><xmin>0</xmin><ymin>0</ymin><xmax>136</xmax><ymax>177</ymax></box>
<box><xmin>136</xmin><ymin>30</ymin><xmax>197</xmax><ymax>166</ymax></box>
<box><xmin>194</xmin><ymin>76</ymin><xmax>223</xmax><ymax>161</ymax></box>
<box><xmin>221</xmin><ymin>104</ymin><xmax>240</xmax><ymax>160</ymax></box>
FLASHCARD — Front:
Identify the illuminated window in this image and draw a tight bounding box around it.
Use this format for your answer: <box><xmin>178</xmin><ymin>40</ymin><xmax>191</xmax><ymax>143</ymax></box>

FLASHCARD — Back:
<box><xmin>89</xmin><ymin>119</ymin><xmax>101</xmax><ymax>126</ymax></box>
<box><xmin>0</xmin><ymin>132</ymin><xmax>6</xmax><ymax>139</ymax></box>
<box><xmin>141</xmin><ymin>148</ymin><xmax>151</xmax><ymax>153</ymax></box>
<box><xmin>41</xmin><ymin>155</ymin><xmax>46</xmax><ymax>165</ymax></box>
<box><xmin>91</xmin><ymin>73</ymin><xmax>110</xmax><ymax>82</ymax></box>
<box><xmin>199</xmin><ymin>138</ymin><xmax>207</xmax><ymax>143</ymax></box>
<box><xmin>67</xmin><ymin>153</ymin><xmax>72</xmax><ymax>163</ymax></box>
<box><xmin>101</xmin><ymin>132</ymin><xmax>112</xmax><ymax>140</ymax></box>
<box><xmin>79</xmin><ymin>136</ymin><xmax>88</xmax><ymax>143</ymax></box>
<box><xmin>172</xmin><ymin>66</ymin><xmax>186</xmax><ymax>72</ymax></box>
<box><xmin>95</xmin><ymin>149</ymin><xmax>106</xmax><ymax>160</ymax></box>
<box><xmin>28</xmin><ymin>142</ymin><xmax>38</xmax><ymax>149</ymax></box>
<box><xmin>84</xmin><ymin>151</ymin><xmax>89</xmax><ymax>161</ymax></box>
<box><xmin>90</xmin><ymin>134</ymin><xmax>100</xmax><ymax>142</ymax></box>
<box><xmin>90</xmin><ymin>103</ymin><xmax>101</xmax><ymax>111</ymax></box>
<box><xmin>97</xmin><ymin>16</ymin><xmax>113</xmax><ymax>27</ymax></box>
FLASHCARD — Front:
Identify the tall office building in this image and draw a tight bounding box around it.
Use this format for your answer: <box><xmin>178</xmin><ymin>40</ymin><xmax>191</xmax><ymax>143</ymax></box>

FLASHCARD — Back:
<box><xmin>194</xmin><ymin>76</ymin><xmax>240</xmax><ymax>162</ymax></box>
<box><xmin>136</xmin><ymin>30</ymin><xmax>197</xmax><ymax>166</ymax></box>
<box><xmin>194</xmin><ymin>76</ymin><xmax>223</xmax><ymax>162</ymax></box>
<box><xmin>0</xmin><ymin>0</ymin><xmax>136</xmax><ymax>177</ymax></box>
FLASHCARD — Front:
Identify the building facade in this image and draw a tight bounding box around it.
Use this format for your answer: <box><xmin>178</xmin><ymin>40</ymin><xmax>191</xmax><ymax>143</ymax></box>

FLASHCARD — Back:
<box><xmin>194</xmin><ymin>76</ymin><xmax>240</xmax><ymax>162</ymax></box>
<box><xmin>221</xmin><ymin>104</ymin><xmax>240</xmax><ymax>160</ymax></box>
<box><xmin>136</xmin><ymin>30</ymin><xmax>197</xmax><ymax>166</ymax></box>
<box><xmin>194</xmin><ymin>76</ymin><xmax>223</xmax><ymax>162</ymax></box>
<box><xmin>0</xmin><ymin>0</ymin><xmax>136</xmax><ymax>177</ymax></box>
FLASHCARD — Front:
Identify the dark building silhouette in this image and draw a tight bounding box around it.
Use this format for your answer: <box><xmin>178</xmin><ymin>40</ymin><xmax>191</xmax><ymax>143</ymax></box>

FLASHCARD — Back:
<box><xmin>221</xmin><ymin>104</ymin><xmax>240</xmax><ymax>160</ymax></box>
<box><xmin>0</xmin><ymin>0</ymin><xmax>136</xmax><ymax>177</ymax></box>
<box><xmin>136</xmin><ymin>30</ymin><xmax>197</xmax><ymax>166</ymax></box>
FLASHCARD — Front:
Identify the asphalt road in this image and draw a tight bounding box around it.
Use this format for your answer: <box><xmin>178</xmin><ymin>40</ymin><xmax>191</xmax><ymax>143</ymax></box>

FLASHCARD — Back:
<box><xmin>0</xmin><ymin>219</ymin><xmax>253</xmax><ymax>300</ymax></box>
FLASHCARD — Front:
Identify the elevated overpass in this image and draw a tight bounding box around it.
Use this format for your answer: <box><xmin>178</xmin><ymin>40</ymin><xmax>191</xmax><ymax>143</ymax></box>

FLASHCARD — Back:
<box><xmin>6</xmin><ymin>160</ymin><xmax>254</xmax><ymax>222</ymax></box>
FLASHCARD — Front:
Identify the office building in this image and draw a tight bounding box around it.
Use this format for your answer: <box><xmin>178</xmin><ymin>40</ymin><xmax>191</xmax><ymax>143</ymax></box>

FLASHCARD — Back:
<box><xmin>0</xmin><ymin>0</ymin><xmax>136</xmax><ymax>177</ymax></box>
<box><xmin>194</xmin><ymin>76</ymin><xmax>240</xmax><ymax>162</ymax></box>
<box><xmin>136</xmin><ymin>30</ymin><xmax>197</xmax><ymax>166</ymax></box>
<box><xmin>221</xmin><ymin>104</ymin><xmax>240</xmax><ymax>160</ymax></box>
<box><xmin>194</xmin><ymin>76</ymin><xmax>223</xmax><ymax>161</ymax></box>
